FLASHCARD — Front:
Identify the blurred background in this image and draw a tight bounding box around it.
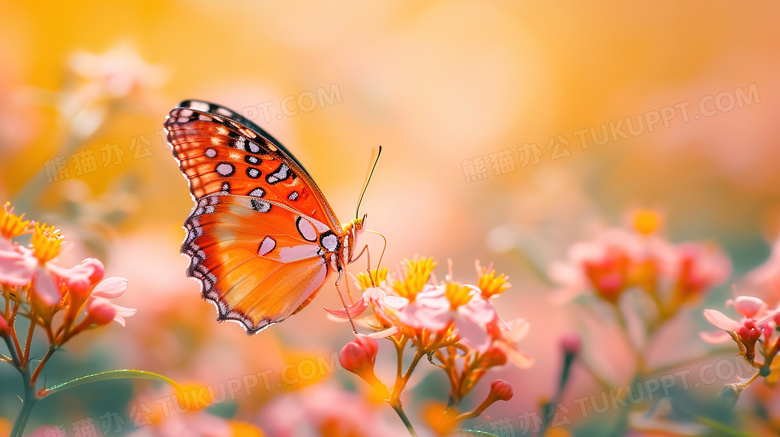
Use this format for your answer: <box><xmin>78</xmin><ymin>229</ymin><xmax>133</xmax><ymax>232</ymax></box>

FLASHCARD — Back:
<box><xmin>1</xmin><ymin>1</ymin><xmax>780</xmax><ymax>436</ymax></box>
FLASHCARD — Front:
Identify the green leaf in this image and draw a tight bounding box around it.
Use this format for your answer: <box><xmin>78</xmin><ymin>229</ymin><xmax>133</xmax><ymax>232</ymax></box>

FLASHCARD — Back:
<box><xmin>454</xmin><ymin>430</ymin><xmax>500</xmax><ymax>437</ymax></box>
<box><xmin>695</xmin><ymin>416</ymin><xmax>754</xmax><ymax>437</ymax></box>
<box><xmin>42</xmin><ymin>369</ymin><xmax>178</xmax><ymax>397</ymax></box>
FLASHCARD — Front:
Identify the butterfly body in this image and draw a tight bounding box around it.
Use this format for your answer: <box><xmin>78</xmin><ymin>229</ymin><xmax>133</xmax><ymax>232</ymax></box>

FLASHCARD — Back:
<box><xmin>165</xmin><ymin>100</ymin><xmax>363</xmax><ymax>333</ymax></box>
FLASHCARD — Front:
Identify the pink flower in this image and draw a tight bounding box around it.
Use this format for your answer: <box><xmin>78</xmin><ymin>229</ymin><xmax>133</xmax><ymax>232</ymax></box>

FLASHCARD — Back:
<box><xmin>0</xmin><ymin>243</ymin><xmax>36</xmax><ymax>287</ymax></box>
<box><xmin>489</xmin><ymin>318</ymin><xmax>534</xmax><ymax>368</ymax></box>
<box><xmin>549</xmin><ymin>229</ymin><xmax>646</xmax><ymax>304</ymax></box>
<box><xmin>89</xmin><ymin>276</ymin><xmax>136</xmax><ymax>326</ymax></box>
<box><xmin>259</xmin><ymin>383</ymin><xmax>403</xmax><ymax>437</ymax></box>
<box><xmin>398</xmin><ymin>284</ymin><xmax>498</xmax><ymax>350</ymax></box>
<box><xmin>664</xmin><ymin>242</ymin><xmax>731</xmax><ymax>302</ymax></box>
<box><xmin>702</xmin><ymin>296</ymin><xmax>777</xmax><ymax>362</ymax></box>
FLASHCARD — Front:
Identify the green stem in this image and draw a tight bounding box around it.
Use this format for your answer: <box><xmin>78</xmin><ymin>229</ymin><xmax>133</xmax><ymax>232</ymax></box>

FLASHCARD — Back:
<box><xmin>387</xmin><ymin>349</ymin><xmax>425</xmax><ymax>436</ymax></box>
<box><xmin>5</xmin><ymin>334</ymin><xmax>37</xmax><ymax>437</ymax></box>
<box><xmin>11</xmin><ymin>365</ymin><xmax>38</xmax><ymax>437</ymax></box>
<box><xmin>391</xmin><ymin>403</ymin><xmax>418</xmax><ymax>437</ymax></box>
<box><xmin>3</xmin><ymin>335</ymin><xmax>20</xmax><ymax>367</ymax></box>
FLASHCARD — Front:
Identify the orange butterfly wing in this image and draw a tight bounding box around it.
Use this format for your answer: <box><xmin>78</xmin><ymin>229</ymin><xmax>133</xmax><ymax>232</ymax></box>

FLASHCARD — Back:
<box><xmin>166</xmin><ymin>100</ymin><xmax>349</xmax><ymax>333</ymax></box>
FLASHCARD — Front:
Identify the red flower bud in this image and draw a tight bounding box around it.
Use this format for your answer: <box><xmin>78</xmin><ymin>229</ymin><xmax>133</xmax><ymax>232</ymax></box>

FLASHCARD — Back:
<box><xmin>466</xmin><ymin>378</ymin><xmax>514</xmax><ymax>419</ymax></box>
<box><xmin>339</xmin><ymin>335</ymin><xmax>378</xmax><ymax>376</ymax></box>
<box><xmin>339</xmin><ymin>335</ymin><xmax>389</xmax><ymax>399</ymax></box>
<box><xmin>489</xmin><ymin>379</ymin><xmax>513</xmax><ymax>402</ymax></box>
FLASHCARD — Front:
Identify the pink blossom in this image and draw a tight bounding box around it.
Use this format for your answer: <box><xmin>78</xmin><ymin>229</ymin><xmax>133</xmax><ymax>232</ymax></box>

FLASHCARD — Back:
<box><xmin>702</xmin><ymin>296</ymin><xmax>777</xmax><ymax>362</ymax></box>
<box><xmin>703</xmin><ymin>296</ymin><xmax>771</xmax><ymax>339</ymax></box>
<box><xmin>490</xmin><ymin>318</ymin><xmax>534</xmax><ymax>368</ymax></box>
<box><xmin>398</xmin><ymin>285</ymin><xmax>498</xmax><ymax>350</ymax></box>
<box><xmin>259</xmin><ymin>383</ymin><xmax>402</xmax><ymax>436</ymax></box>
<box><xmin>325</xmin><ymin>286</ymin><xmax>407</xmax><ymax>326</ymax></box>
<box><xmin>88</xmin><ymin>277</ymin><xmax>136</xmax><ymax>326</ymax></box>
<box><xmin>0</xmin><ymin>242</ymin><xmax>36</xmax><ymax>287</ymax></box>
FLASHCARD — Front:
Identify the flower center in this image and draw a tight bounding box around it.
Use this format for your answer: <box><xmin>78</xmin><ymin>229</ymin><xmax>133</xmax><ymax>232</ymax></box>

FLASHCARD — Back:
<box><xmin>31</xmin><ymin>223</ymin><xmax>64</xmax><ymax>264</ymax></box>
<box><xmin>445</xmin><ymin>283</ymin><xmax>473</xmax><ymax>309</ymax></box>
<box><xmin>0</xmin><ymin>202</ymin><xmax>31</xmax><ymax>239</ymax></box>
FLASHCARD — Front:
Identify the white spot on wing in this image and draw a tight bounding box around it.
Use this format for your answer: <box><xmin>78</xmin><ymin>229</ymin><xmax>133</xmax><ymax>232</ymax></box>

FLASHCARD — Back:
<box><xmin>206</xmin><ymin>148</ymin><xmax>217</xmax><ymax>158</ymax></box>
<box><xmin>216</xmin><ymin>107</ymin><xmax>233</xmax><ymax>117</ymax></box>
<box><xmin>322</xmin><ymin>234</ymin><xmax>338</xmax><ymax>251</ymax></box>
<box><xmin>279</xmin><ymin>244</ymin><xmax>323</xmax><ymax>262</ymax></box>
<box><xmin>190</xmin><ymin>101</ymin><xmax>210</xmax><ymax>112</ymax></box>
<box><xmin>258</xmin><ymin>236</ymin><xmax>276</xmax><ymax>256</ymax></box>
<box><xmin>297</xmin><ymin>217</ymin><xmax>317</xmax><ymax>242</ymax></box>
<box><xmin>216</xmin><ymin>163</ymin><xmax>234</xmax><ymax>176</ymax></box>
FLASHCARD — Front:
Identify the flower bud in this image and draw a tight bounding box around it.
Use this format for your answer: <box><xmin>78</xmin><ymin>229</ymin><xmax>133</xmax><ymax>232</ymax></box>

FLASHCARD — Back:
<box><xmin>339</xmin><ymin>335</ymin><xmax>389</xmax><ymax>399</ymax></box>
<box><xmin>489</xmin><ymin>379</ymin><xmax>513</xmax><ymax>402</ymax></box>
<box><xmin>464</xmin><ymin>379</ymin><xmax>514</xmax><ymax>419</ymax></box>
<box><xmin>68</xmin><ymin>275</ymin><xmax>93</xmax><ymax>300</ymax></box>
<box><xmin>80</xmin><ymin>258</ymin><xmax>105</xmax><ymax>284</ymax></box>
<box><xmin>86</xmin><ymin>299</ymin><xmax>117</xmax><ymax>326</ymax></box>
<box><xmin>560</xmin><ymin>333</ymin><xmax>582</xmax><ymax>355</ymax></box>
<box><xmin>339</xmin><ymin>335</ymin><xmax>378</xmax><ymax>376</ymax></box>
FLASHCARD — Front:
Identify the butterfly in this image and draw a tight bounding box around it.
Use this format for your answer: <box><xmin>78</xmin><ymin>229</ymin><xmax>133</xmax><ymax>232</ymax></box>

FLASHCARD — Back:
<box><xmin>165</xmin><ymin>100</ymin><xmax>366</xmax><ymax>334</ymax></box>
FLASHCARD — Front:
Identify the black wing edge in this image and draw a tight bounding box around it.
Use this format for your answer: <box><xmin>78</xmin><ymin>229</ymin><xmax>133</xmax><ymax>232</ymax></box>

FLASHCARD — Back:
<box><xmin>175</xmin><ymin>99</ymin><xmax>312</xmax><ymax>176</ymax></box>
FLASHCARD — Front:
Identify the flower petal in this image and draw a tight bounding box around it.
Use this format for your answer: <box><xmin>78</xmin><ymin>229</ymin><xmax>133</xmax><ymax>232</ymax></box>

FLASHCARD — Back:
<box><xmin>699</xmin><ymin>330</ymin><xmax>732</xmax><ymax>344</ymax></box>
<box><xmin>31</xmin><ymin>267</ymin><xmax>61</xmax><ymax>305</ymax></box>
<box><xmin>366</xmin><ymin>326</ymin><xmax>399</xmax><ymax>339</ymax></box>
<box><xmin>733</xmin><ymin>296</ymin><xmax>766</xmax><ymax>319</ymax></box>
<box><xmin>0</xmin><ymin>246</ymin><xmax>36</xmax><ymax>286</ymax></box>
<box><xmin>702</xmin><ymin>309</ymin><xmax>741</xmax><ymax>331</ymax></box>
<box><xmin>324</xmin><ymin>298</ymin><xmax>368</xmax><ymax>320</ymax></box>
<box><xmin>91</xmin><ymin>277</ymin><xmax>128</xmax><ymax>298</ymax></box>
<box><xmin>454</xmin><ymin>314</ymin><xmax>490</xmax><ymax>350</ymax></box>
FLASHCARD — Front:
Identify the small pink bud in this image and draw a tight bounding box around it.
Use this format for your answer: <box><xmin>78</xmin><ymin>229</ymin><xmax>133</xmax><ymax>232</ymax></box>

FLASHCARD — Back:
<box><xmin>81</xmin><ymin>258</ymin><xmax>105</xmax><ymax>283</ymax></box>
<box><xmin>68</xmin><ymin>276</ymin><xmax>93</xmax><ymax>300</ymax></box>
<box><xmin>489</xmin><ymin>379</ymin><xmax>513</xmax><ymax>402</ymax></box>
<box><xmin>560</xmin><ymin>333</ymin><xmax>582</xmax><ymax>355</ymax></box>
<box><xmin>339</xmin><ymin>335</ymin><xmax>378</xmax><ymax>376</ymax></box>
<box><xmin>0</xmin><ymin>313</ymin><xmax>9</xmax><ymax>336</ymax></box>
<box><xmin>86</xmin><ymin>299</ymin><xmax>116</xmax><ymax>326</ymax></box>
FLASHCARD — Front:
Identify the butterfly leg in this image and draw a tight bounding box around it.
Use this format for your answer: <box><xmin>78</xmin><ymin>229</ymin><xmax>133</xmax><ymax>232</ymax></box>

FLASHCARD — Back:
<box><xmin>350</xmin><ymin>244</ymin><xmax>377</xmax><ymax>286</ymax></box>
<box><xmin>334</xmin><ymin>267</ymin><xmax>359</xmax><ymax>335</ymax></box>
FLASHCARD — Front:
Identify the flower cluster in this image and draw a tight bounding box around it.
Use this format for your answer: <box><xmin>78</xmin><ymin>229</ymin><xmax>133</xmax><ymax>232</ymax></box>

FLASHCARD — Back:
<box><xmin>330</xmin><ymin>257</ymin><xmax>532</xmax><ymax>435</ymax></box>
<box><xmin>1</xmin><ymin>202</ymin><xmax>136</xmax><ymax>436</ymax></box>
<box><xmin>1</xmin><ymin>202</ymin><xmax>134</xmax><ymax>349</ymax></box>
<box><xmin>703</xmin><ymin>296</ymin><xmax>780</xmax><ymax>377</ymax></box>
<box><xmin>549</xmin><ymin>210</ymin><xmax>730</xmax><ymax>319</ymax></box>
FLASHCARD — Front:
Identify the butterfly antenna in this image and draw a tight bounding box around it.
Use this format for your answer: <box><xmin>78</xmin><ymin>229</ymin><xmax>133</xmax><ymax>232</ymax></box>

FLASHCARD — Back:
<box><xmin>365</xmin><ymin>230</ymin><xmax>387</xmax><ymax>273</ymax></box>
<box><xmin>356</xmin><ymin>146</ymin><xmax>382</xmax><ymax>219</ymax></box>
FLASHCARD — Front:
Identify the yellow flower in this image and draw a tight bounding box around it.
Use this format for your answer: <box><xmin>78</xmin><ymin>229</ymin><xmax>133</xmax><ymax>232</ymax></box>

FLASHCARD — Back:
<box><xmin>355</xmin><ymin>268</ymin><xmax>388</xmax><ymax>290</ymax></box>
<box><xmin>392</xmin><ymin>256</ymin><xmax>437</xmax><ymax>302</ymax></box>
<box><xmin>30</xmin><ymin>223</ymin><xmax>64</xmax><ymax>264</ymax></box>
<box><xmin>445</xmin><ymin>282</ymin><xmax>473</xmax><ymax>309</ymax></box>
<box><xmin>0</xmin><ymin>202</ymin><xmax>31</xmax><ymax>239</ymax></box>
<box><xmin>229</xmin><ymin>420</ymin><xmax>265</xmax><ymax>437</ymax></box>
<box><xmin>632</xmin><ymin>209</ymin><xmax>663</xmax><ymax>236</ymax></box>
<box><xmin>476</xmin><ymin>261</ymin><xmax>511</xmax><ymax>298</ymax></box>
<box><xmin>421</xmin><ymin>401</ymin><xmax>460</xmax><ymax>436</ymax></box>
